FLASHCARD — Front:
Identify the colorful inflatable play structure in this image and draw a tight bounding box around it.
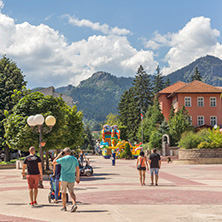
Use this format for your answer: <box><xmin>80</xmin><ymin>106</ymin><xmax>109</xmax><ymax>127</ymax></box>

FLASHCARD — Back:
<box><xmin>100</xmin><ymin>124</ymin><xmax>143</xmax><ymax>159</ymax></box>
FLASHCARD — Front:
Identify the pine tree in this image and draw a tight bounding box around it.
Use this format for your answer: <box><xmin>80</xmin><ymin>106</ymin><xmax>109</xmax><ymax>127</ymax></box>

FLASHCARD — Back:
<box><xmin>133</xmin><ymin>65</ymin><xmax>153</xmax><ymax>113</ymax></box>
<box><xmin>164</xmin><ymin>77</ymin><xmax>171</xmax><ymax>88</ymax></box>
<box><xmin>153</xmin><ymin>65</ymin><xmax>165</xmax><ymax>94</ymax></box>
<box><xmin>118</xmin><ymin>88</ymin><xmax>140</xmax><ymax>141</ymax></box>
<box><xmin>191</xmin><ymin>66</ymin><xmax>202</xmax><ymax>81</ymax></box>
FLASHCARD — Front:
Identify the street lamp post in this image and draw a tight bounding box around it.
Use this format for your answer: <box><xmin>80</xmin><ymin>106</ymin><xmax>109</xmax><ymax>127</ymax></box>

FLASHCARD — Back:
<box><xmin>27</xmin><ymin>114</ymin><xmax>56</xmax><ymax>188</ymax></box>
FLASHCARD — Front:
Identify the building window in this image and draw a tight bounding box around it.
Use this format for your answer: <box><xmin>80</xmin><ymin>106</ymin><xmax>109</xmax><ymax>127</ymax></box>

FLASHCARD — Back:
<box><xmin>210</xmin><ymin>97</ymin><xmax>216</xmax><ymax>107</ymax></box>
<box><xmin>197</xmin><ymin>97</ymin><xmax>204</xmax><ymax>107</ymax></box>
<box><xmin>189</xmin><ymin>116</ymin><xmax>192</xmax><ymax>125</ymax></box>
<box><xmin>185</xmin><ymin>97</ymin><xmax>191</xmax><ymax>107</ymax></box>
<box><xmin>172</xmin><ymin>98</ymin><xmax>177</xmax><ymax>109</ymax></box>
<box><xmin>197</xmin><ymin>116</ymin><xmax>204</xmax><ymax>126</ymax></box>
<box><xmin>210</xmin><ymin>116</ymin><xmax>217</xmax><ymax>127</ymax></box>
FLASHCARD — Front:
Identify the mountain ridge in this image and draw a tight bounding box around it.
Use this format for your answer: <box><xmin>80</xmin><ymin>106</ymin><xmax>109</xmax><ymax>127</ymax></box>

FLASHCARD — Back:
<box><xmin>36</xmin><ymin>55</ymin><xmax>222</xmax><ymax>126</ymax></box>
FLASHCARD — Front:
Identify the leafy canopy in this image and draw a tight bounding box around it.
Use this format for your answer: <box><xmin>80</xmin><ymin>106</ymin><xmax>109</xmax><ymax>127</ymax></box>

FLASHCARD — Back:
<box><xmin>4</xmin><ymin>92</ymin><xmax>84</xmax><ymax>152</ymax></box>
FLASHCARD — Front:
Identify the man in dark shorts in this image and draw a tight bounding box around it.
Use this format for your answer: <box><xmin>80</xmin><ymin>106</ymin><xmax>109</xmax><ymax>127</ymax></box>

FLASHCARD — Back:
<box><xmin>22</xmin><ymin>146</ymin><xmax>43</xmax><ymax>206</ymax></box>
<box><xmin>148</xmin><ymin>148</ymin><xmax>161</xmax><ymax>186</ymax></box>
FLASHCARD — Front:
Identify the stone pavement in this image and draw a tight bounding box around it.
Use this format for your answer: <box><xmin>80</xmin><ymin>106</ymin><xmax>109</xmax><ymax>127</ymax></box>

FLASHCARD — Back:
<box><xmin>0</xmin><ymin>155</ymin><xmax>222</xmax><ymax>222</ymax></box>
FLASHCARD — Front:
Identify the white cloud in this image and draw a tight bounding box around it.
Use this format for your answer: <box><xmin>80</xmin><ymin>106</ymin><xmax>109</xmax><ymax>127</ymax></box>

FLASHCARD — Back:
<box><xmin>145</xmin><ymin>17</ymin><xmax>222</xmax><ymax>75</ymax></box>
<box><xmin>65</xmin><ymin>15</ymin><xmax>131</xmax><ymax>36</ymax></box>
<box><xmin>44</xmin><ymin>14</ymin><xmax>54</xmax><ymax>21</ymax></box>
<box><xmin>0</xmin><ymin>11</ymin><xmax>156</xmax><ymax>88</ymax></box>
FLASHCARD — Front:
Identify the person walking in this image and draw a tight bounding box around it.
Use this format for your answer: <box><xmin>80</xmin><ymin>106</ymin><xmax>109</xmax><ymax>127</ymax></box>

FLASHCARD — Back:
<box><xmin>79</xmin><ymin>150</ymin><xmax>86</xmax><ymax>167</ymax></box>
<box><xmin>148</xmin><ymin>148</ymin><xmax>161</xmax><ymax>186</ymax></box>
<box><xmin>111</xmin><ymin>150</ymin><xmax>116</xmax><ymax>166</ymax></box>
<box><xmin>136</xmin><ymin>151</ymin><xmax>149</xmax><ymax>186</ymax></box>
<box><xmin>22</xmin><ymin>146</ymin><xmax>43</xmax><ymax>206</ymax></box>
<box><xmin>53</xmin><ymin>147</ymin><xmax>80</xmax><ymax>212</ymax></box>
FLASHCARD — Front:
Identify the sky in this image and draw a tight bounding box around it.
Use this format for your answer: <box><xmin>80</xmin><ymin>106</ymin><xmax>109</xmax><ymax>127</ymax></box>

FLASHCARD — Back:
<box><xmin>0</xmin><ymin>0</ymin><xmax>222</xmax><ymax>89</ymax></box>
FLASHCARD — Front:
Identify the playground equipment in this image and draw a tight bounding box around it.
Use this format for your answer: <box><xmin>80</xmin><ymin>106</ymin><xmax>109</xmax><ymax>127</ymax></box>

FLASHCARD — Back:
<box><xmin>100</xmin><ymin>124</ymin><xmax>142</xmax><ymax>159</ymax></box>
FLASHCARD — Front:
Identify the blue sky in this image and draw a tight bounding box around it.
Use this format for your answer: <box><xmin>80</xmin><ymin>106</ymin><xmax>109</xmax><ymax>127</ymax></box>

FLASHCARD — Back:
<box><xmin>0</xmin><ymin>0</ymin><xmax>221</xmax><ymax>88</ymax></box>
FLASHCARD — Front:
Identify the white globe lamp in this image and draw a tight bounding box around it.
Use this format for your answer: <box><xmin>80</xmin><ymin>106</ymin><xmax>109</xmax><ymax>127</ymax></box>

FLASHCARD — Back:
<box><xmin>27</xmin><ymin>115</ymin><xmax>36</xmax><ymax>127</ymax></box>
<box><xmin>34</xmin><ymin>114</ymin><xmax>44</xmax><ymax>125</ymax></box>
<box><xmin>45</xmin><ymin>115</ymin><xmax>56</xmax><ymax>127</ymax></box>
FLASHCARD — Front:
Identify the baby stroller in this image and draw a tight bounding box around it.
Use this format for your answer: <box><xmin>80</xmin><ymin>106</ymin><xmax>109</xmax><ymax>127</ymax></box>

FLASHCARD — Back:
<box><xmin>48</xmin><ymin>173</ymin><xmax>68</xmax><ymax>203</ymax></box>
<box><xmin>79</xmin><ymin>162</ymin><xmax>94</xmax><ymax>177</ymax></box>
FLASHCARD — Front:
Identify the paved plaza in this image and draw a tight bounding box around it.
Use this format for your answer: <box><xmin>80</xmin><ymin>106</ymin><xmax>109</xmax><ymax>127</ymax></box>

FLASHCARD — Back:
<box><xmin>0</xmin><ymin>155</ymin><xmax>222</xmax><ymax>222</ymax></box>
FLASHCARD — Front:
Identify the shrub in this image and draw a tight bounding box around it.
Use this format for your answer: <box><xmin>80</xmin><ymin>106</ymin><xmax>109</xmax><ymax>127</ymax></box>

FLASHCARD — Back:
<box><xmin>179</xmin><ymin>129</ymin><xmax>210</xmax><ymax>149</ymax></box>
<box><xmin>210</xmin><ymin>141</ymin><xmax>221</xmax><ymax>148</ymax></box>
<box><xmin>179</xmin><ymin>131</ymin><xmax>200</xmax><ymax>149</ymax></box>
<box><xmin>119</xmin><ymin>143</ymin><xmax>133</xmax><ymax>159</ymax></box>
<box><xmin>197</xmin><ymin>141</ymin><xmax>211</xmax><ymax>149</ymax></box>
<box><xmin>148</xmin><ymin>130</ymin><xmax>162</xmax><ymax>150</ymax></box>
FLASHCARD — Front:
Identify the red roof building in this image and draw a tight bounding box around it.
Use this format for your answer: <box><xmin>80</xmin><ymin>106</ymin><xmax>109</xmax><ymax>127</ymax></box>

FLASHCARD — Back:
<box><xmin>157</xmin><ymin>80</ymin><xmax>222</xmax><ymax>127</ymax></box>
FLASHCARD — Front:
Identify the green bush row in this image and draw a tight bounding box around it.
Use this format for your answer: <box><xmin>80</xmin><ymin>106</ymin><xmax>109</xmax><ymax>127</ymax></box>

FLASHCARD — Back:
<box><xmin>179</xmin><ymin>128</ymin><xmax>222</xmax><ymax>149</ymax></box>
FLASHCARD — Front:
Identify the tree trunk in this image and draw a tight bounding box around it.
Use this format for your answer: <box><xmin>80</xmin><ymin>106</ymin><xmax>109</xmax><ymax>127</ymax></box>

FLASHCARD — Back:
<box><xmin>45</xmin><ymin>151</ymin><xmax>49</xmax><ymax>170</ymax></box>
<box><xmin>4</xmin><ymin>145</ymin><xmax>10</xmax><ymax>162</ymax></box>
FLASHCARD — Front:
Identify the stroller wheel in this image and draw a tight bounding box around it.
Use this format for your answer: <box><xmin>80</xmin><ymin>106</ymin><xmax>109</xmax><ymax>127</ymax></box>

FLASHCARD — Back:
<box><xmin>86</xmin><ymin>171</ymin><xmax>91</xmax><ymax>177</ymax></box>
<box><xmin>48</xmin><ymin>193</ymin><xmax>52</xmax><ymax>203</ymax></box>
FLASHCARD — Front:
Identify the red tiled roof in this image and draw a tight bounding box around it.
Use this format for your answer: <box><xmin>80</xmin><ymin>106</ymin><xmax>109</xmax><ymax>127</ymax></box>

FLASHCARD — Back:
<box><xmin>174</xmin><ymin>80</ymin><xmax>222</xmax><ymax>93</ymax></box>
<box><xmin>158</xmin><ymin>81</ymin><xmax>187</xmax><ymax>94</ymax></box>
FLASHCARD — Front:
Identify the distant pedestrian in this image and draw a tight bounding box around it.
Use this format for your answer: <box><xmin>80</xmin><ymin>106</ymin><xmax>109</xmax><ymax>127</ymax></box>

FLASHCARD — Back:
<box><xmin>22</xmin><ymin>146</ymin><xmax>43</xmax><ymax>206</ymax></box>
<box><xmin>137</xmin><ymin>151</ymin><xmax>149</xmax><ymax>186</ymax></box>
<box><xmin>148</xmin><ymin>149</ymin><xmax>161</xmax><ymax>186</ymax></box>
<box><xmin>111</xmin><ymin>150</ymin><xmax>116</xmax><ymax>166</ymax></box>
<box><xmin>79</xmin><ymin>150</ymin><xmax>86</xmax><ymax>166</ymax></box>
<box><xmin>53</xmin><ymin>147</ymin><xmax>80</xmax><ymax>212</ymax></box>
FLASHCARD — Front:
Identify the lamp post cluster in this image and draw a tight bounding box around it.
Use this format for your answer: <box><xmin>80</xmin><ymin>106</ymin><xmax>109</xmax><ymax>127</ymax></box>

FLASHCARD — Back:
<box><xmin>27</xmin><ymin>114</ymin><xmax>56</xmax><ymax>169</ymax></box>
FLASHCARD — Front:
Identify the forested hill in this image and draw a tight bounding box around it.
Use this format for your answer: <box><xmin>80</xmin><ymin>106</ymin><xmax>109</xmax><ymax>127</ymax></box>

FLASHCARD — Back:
<box><xmin>56</xmin><ymin>72</ymin><xmax>134</xmax><ymax>123</ymax></box>
<box><xmin>50</xmin><ymin>55</ymin><xmax>222</xmax><ymax>126</ymax></box>
<box><xmin>167</xmin><ymin>55</ymin><xmax>222</xmax><ymax>85</ymax></box>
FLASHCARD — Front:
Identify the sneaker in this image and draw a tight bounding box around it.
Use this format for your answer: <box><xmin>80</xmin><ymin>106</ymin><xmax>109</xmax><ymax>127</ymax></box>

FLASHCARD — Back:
<box><xmin>60</xmin><ymin>207</ymin><xmax>67</xmax><ymax>211</ymax></box>
<box><xmin>29</xmin><ymin>202</ymin><xmax>34</xmax><ymax>207</ymax></box>
<box><xmin>70</xmin><ymin>205</ymin><xmax>78</xmax><ymax>213</ymax></box>
<box><xmin>155</xmin><ymin>184</ymin><xmax>158</xmax><ymax>186</ymax></box>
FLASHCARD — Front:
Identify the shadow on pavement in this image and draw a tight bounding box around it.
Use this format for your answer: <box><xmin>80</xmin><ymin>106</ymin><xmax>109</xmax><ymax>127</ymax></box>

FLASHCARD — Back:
<box><xmin>80</xmin><ymin>177</ymin><xmax>109</xmax><ymax>181</ymax></box>
<box><xmin>93</xmin><ymin>173</ymin><xmax>119</xmax><ymax>176</ymax></box>
<box><xmin>76</xmin><ymin>210</ymin><xmax>109</xmax><ymax>213</ymax></box>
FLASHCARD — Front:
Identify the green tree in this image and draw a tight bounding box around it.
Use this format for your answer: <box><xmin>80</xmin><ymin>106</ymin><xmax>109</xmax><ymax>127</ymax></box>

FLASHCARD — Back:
<box><xmin>104</xmin><ymin>113</ymin><xmax>120</xmax><ymax>126</ymax></box>
<box><xmin>191</xmin><ymin>66</ymin><xmax>202</xmax><ymax>81</ymax></box>
<box><xmin>0</xmin><ymin>56</ymin><xmax>27</xmax><ymax>161</ymax></box>
<box><xmin>4</xmin><ymin>92</ymin><xmax>84</xmax><ymax>167</ymax></box>
<box><xmin>164</xmin><ymin>77</ymin><xmax>171</xmax><ymax>88</ymax></box>
<box><xmin>153</xmin><ymin>65</ymin><xmax>165</xmax><ymax>94</ymax></box>
<box><xmin>168</xmin><ymin>106</ymin><xmax>193</xmax><ymax>145</ymax></box>
<box><xmin>118</xmin><ymin>88</ymin><xmax>140</xmax><ymax>141</ymax></box>
<box><xmin>137</xmin><ymin>98</ymin><xmax>164</xmax><ymax>143</ymax></box>
<box><xmin>82</xmin><ymin>124</ymin><xmax>94</xmax><ymax>150</ymax></box>
<box><xmin>133</xmin><ymin>65</ymin><xmax>153</xmax><ymax>113</ymax></box>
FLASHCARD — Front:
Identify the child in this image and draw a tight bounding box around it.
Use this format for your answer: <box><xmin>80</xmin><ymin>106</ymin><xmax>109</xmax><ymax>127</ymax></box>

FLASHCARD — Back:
<box><xmin>53</xmin><ymin>163</ymin><xmax>61</xmax><ymax>203</ymax></box>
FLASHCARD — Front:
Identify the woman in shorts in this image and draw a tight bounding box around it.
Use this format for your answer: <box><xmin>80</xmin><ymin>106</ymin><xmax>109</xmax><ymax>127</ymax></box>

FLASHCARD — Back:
<box><xmin>136</xmin><ymin>151</ymin><xmax>149</xmax><ymax>186</ymax></box>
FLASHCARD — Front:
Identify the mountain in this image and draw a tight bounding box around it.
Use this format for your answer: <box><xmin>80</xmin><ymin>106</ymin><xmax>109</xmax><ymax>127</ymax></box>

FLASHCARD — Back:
<box><xmin>166</xmin><ymin>55</ymin><xmax>222</xmax><ymax>85</ymax></box>
<box><xmin>52</xmin><ymin>55</ymin><xmax>222</xmax><ymax>126</ymax></box>
<box><xmin>56</xmin><ymin>72</ymin><xmax>134</xmax><ymax>123</ymax></box>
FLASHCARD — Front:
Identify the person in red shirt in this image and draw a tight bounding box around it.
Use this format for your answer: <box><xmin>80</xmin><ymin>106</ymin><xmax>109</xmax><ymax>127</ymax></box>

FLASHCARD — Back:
<box><xmin>22</xmin><ymin>146</ymin><xmax>43</xmax><ymax>206</ymax></box>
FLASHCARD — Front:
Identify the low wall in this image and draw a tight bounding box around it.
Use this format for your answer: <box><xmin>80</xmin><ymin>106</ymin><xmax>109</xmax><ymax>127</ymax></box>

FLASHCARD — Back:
<box><xmin>178</xmin><ymin>148</ymin><xmax>222</xmax><ymax>164</ymax></box>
